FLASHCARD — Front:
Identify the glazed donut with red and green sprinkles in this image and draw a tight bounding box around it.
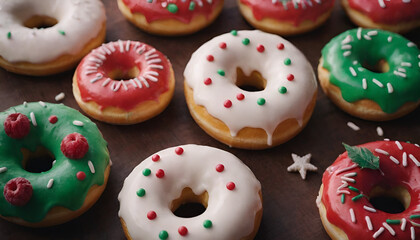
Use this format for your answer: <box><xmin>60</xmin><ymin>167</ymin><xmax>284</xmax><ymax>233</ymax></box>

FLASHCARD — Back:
<box><xmin>0</xmin><ymin>102</ymin><xmax>110</xmax><ymax>225</ymax></box>
<box><xmin>118</xmin><ymin>145</ymin><xmax>262</xmax><ymax>240</ymax></box>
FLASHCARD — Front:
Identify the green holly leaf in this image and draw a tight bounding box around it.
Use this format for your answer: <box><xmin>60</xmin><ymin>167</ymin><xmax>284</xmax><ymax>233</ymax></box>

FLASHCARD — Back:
<box><xmin>343</xmin><ymin>143</ymin><xmax>380</xmax><ymax>170</ymax></box>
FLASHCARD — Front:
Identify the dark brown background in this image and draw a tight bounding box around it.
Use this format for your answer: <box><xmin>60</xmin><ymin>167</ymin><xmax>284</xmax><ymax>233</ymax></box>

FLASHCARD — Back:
<box><xmin>1</xmin><ymin>0</ymin><xmax>419</xmax><ymax>239</ymax></box>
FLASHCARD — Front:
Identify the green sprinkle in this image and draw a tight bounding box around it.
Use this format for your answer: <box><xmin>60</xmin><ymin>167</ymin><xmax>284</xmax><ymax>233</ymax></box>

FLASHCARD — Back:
<box><xmin>257</xmin><ymin>98</ymin><xmax>266</xmax><ymax>106</ymax></box>
<box><xmin>284</xmin><ymin>58</ymin><xmax>291</xmax><ymax>65</ymax></box>
<box><xmin>167</xmin><ymin>3</ymin><xmax>178</xmax><ymax>13</ymax></box>
<box><xmin>386</xmin><ymin>219</ymin><xmax>401</xmax><ymax>225</ymax></box>
<box><xmin>58</xmin><ymin>30</ymin><xmax>66</xmax><ymax>35</ymax></box>
<box><xmin>159</xmin><ymin>230</ymin><xmax>168</xmax><ymax>240</ymax></box>
<box><xmin>189</xmin><ymin>1</ymin><xmax>195</xmax><ymax>10</ymax></box>
<box><xmin>341</xmin><ymin>194</ymin><xmax>345</xmax><ymax>204</ymax></box>
<box><xmin>217</xmin><ymin>69</ymin><xmax>225</xmax><ymax>76</ymax></box>
<box><xmin>410</xmin><ymin>215</ymin><xmax>420</xmax><ymax>219</ymax></box>
<box><xmin>203</xmin><ymin>220</ymin><xmax>212</xmax><ymax>229</ymax></box>
<box><xmin>136</xmin><ymin>188</ymin><xmax>146</xmax><ymax>197</ymax></box>
<box><xmin>7</xmin><ymin>32</ymin><xmax>11</xmax><ymax>39</ymax></box>
<box><xmin>147</xmin><ymin>0</ymin><xmax>152</xmax><ymax>2</ymax></box>
<box><xmin>230</xmin><ymin>30</ymin><xmax>237</xmax><ymax>36</ymax></box>
<box><xmin>351</xmin><ymin>194</ymin><xmax>364</xmax><ymax>202</ymax></box>
<box><xmin>348</xmin><ymin>186</ymin><xmax>359</xmax><ymax>193</ymax></box>
<box><xmin>242</xmin><ymin>38</ymin><xmax>250</xmax><ymax>45</ymax></box>
<box><xmin>142</xmin><ymin>168</ymin><xmax>151</xmax><ymax>176</ymax></box>
<box><xmin>279</xmin><ymin>86</ymin><xmax>287</xmax><ymax>94</ymax></box>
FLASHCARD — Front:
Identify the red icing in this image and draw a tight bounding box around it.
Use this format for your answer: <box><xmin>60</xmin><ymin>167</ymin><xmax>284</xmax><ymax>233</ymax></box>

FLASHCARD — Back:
<box><xmin>348</xmin><ymin>0</ymin><xmax>420</xmax><ymax>24</ymax></box>
<box><xmin>321</xmin><ymin>141</ymin><xmax>420</xmax><ymax>239</ymax></box>
<box><xmin>147</xmin><ymin>210</ymin><xmax>157</xmax><ymax>220</ymax></box>
<box><xmin>121</xmin><ymin>0</ymin><xmax>222</xmax><ymax>24</ymax></box>
<box><xmin>76</xmin><ymin>171</ymin><xmax>86</xmax><ymax>181</ymax></box>
<box><xmin>240</xmin><ymin>0</ymin><xmax>335</xmax><ymax>26</ymax></box>
<box><xmin>76</xmin><ymin>41</ymin><xmax>172</xmax><ymax>111</ymax></box>
<box><xmin>152</xmin><ymin>154</ymin><xmax>160</xmax><ymax>162</ymax></box>
<box><xmin>156</xmin><ymin>169</ymin><xmax>165</xmax><ymax>178</ymax></box>
<box><xmin>178</xmin><ymin>226</ymin><xmax>188</xmax><ymax>236</ymax></box>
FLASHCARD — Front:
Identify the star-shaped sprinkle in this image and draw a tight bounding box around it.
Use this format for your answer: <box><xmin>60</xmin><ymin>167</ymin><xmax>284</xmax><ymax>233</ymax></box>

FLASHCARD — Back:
<box><xmin>287</xmin><ymin>153</ymin><xmax>317</xmax><ymax>180</ymax></box>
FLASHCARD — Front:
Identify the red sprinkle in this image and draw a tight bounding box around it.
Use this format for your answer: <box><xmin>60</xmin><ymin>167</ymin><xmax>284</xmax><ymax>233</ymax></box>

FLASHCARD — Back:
<box><xmin>226</xmin><ymin>182</ymin><xmax>235</xmax><ymax>190</ymax></box>
<box><xmin>4</xmin><ymin>113</ymin><xmax>31</xmax><ymax>139</ymax></box>
<box><xmin>175</xmin><ymin>147</ymin><xmax>184</xmax><ymax>155</ymax></box>
<box><xmin>178</xmin><ymin>226</ymin><xmax>188</xmax><ymax>236</ymax></box>
<box><xmin>204</xmin><ymin>78</ymin><xmax>212</xmax><ymax>85</ymax></box>
<box><xmin>257</xmin><ymin>44</ymin><xmax>265</xmax><ymax>52</ymax></box>
<box><xmin>3</xmin><ymin>177</ymin><xmax>33</xmax><ymax>206</ymax></box>
<box><xmin>236</xmin><ymin>93</ymin><xmax>245</xmax><ymax>101</ymax></box>
<box><xmin>152</xmin><ymin>154</ymin><xmax>160</xmax><ymax>162</ymax></box>
<box><xmin>60</xmin><ymin>133</ymin><xmax>89</xmax><ymax>159</ymax></box>
<box><xmin>287</xmin><ymin>74</ymin><xmax>295</xmax><ymax>81</ymax></box>
<box><xmin>76</xmin><ymin>171</ymin><xmax>86</xmax><ymax>181</ymax></box>
<box><xmin>48</xmin><ymin>115</ymin><xmax>58</xmax><ymax>124</ymax></box>
<box><xmin>207</xmin><ymin>55</ymin><xmax>214</xmax><ymax>62</ymax></box>
<box><xmin>224</xmin><ymin>100</ymin><xmax>232</xmax><ymax>108</ymax></box>
<box><xmin>156</xmin><ymin>169</ymin><xmax>165</xmax><ymax>178</ymax></box>
<box><xmin>277</xmin><ymin>43</ymin><xmax>285</xmax><ymax>50</ymax></box>
<box><xmin>147</xmin><ymin>211</ymin><xmax>157</xmax><ymax>220</ymax></box>
<box><xmin>216</xmin><ymin>164</ymin><xmax>224</xmax><ymax>172</ymax></box>
<box><xmin>219</xmin><ymin>42</ymin><xmax>227</xmax><ymax>49</ymax></box>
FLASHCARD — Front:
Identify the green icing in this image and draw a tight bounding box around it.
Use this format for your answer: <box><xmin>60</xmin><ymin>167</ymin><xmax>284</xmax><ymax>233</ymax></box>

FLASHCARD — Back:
<box><xmin>321</xmin><ymin>28</ymin><xmax>420</xmax><ymax>114</ymax></box>
<box><xmin>0</xmin><ymin>102</ymin><xmax>109</xmax><ymax>222</ymax></box>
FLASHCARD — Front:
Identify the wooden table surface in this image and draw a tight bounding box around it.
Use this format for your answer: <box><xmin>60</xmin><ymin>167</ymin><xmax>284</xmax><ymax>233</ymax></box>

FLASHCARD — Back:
<box><xmin>1</xmin><ymin>0</ymin><xmax>419</xmax><ymax>239</ymax></box>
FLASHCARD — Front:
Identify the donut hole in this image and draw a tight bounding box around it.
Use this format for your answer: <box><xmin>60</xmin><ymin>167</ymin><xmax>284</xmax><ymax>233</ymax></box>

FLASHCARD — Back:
<box><xmin>361</xmin><ymin>59</ymin><xmax>390</xmax><ymax>73</ymax></box>
<box><xmin>21</xmin><ymin>146</ymin><xmax>55</xmax><ymax>173</ymax></box>
<box><xmin>108</xmin><ymin>66</ymin><xmax>140</xmax><ymax>81</ymax></box>
<box><xmin>369</xmin><ymin>186</ymin><xmax>410</xmax><ymax>214</ymax></box>
<box><xmin>236</xmin><ymin>68</ymin><xmax>267</xmax><ymax>92</ymax></box>
<box><xmin>23</xmin><ymin>15</ymin><xmax>58</xmax><ymax>29</ymax></box>
<box><xmin>171</xmin><ymin>187</ymin><xmax>208</xmax><ymax>218</ymax></box>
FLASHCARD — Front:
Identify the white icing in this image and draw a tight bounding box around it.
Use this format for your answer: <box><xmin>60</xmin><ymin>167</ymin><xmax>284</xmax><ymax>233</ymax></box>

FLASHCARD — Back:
<box><xmin>118</xmin><ymin>145</ymin><xmax>262</xmax><ymax>240</ymax></box>
<box><xmin>0</xmin><ymin>0</ymin><xmax>105</xmax><ymax>63</ymax></box>
<box><xmin>184</xmin><ymin>30</ymin><xmax>317</xmax><ymax>145</ymax></box>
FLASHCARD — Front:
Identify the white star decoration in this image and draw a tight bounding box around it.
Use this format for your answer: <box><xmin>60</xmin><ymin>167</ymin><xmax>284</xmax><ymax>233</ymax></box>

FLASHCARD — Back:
<box><xmin>287</xmin><ymin>153</ymin><xmax>318</xmax><ymax>180</ymax></box>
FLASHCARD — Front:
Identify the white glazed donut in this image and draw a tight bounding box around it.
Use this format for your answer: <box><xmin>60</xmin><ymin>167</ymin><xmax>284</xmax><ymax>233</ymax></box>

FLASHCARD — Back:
<box><xmin>0</xmin><ymin>0</ymin><xmax>106</xmax><ymax>76</ymax></box>
<box><xmin>184</xmin><ymin>30</ymin><xmax>317</xmax><ymax>149</ymax></box>
<box><xmin>118</xmin><ymin>145</ymin><xmax>263</xmax><ymax>240</ymax></box>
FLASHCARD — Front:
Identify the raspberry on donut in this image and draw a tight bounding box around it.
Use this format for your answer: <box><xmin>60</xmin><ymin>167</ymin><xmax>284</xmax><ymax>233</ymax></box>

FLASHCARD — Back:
<box><xmin>3</xmin><ymin>178</ymin><xmax>33</xmax><ymax>206</ymax></box>
<box><xmin>4</xmin><ymin>113</ymin><xmax>31</xmax><ymax>139</ymax></box>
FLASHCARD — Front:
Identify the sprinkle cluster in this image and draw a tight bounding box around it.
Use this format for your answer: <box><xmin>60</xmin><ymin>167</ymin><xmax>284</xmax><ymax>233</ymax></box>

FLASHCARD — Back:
<box><xmin>271</xmin><ymin>0</ymin><xmax>324</xmax><ymax>10</ymax></box>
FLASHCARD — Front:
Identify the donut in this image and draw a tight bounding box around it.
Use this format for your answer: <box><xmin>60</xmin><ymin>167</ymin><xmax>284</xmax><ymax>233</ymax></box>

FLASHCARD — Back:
<box><xmin>118</xmin><ymin>144</ymin><xmax>262</xmax><ymax>240</ymax></box>
<box><xmin>0</xmin><ymin>102</ymin><xmax>110</xmax><ymax>227</ymax></box>
<box><xmin>318</xmin><ymin>28</ymin><xmax>420</xmax><ymax>121</ymax></box>
<box><xmin>73</xmin><ymin>40</ymin><xmax>175</xmax><ymax>124</ymax></box>
<box><xmin>117</xmin><ymin>0</ymin><xmax>224</xmax><ymax>36</ymax></box>
<box><xmin>317</xmin><ymin>141</ymin><xmax>420</xmax><ymax>239</ymax></box>
<box><xmin>0</xmin><ymin>0</ymin><xmax>106</xmax><ymax>76</ymax></box>
<box><xmin>184</xmin><ymin>30</ymin><xmax>317</xmax><ymax>149</ymax></box>
<box><xmin>238</xmin><ymin>0</ymin><xmax>335</xmax><ymax>35</ymax></box>
<box><xmin>342</xmin><ymin>0</ymin><xmax>420</xmax><ymax>33</ymax></box>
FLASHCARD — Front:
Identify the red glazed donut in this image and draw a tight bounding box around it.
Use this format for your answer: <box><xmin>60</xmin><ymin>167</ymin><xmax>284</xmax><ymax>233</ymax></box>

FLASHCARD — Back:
<box><xmin>73</xmin><ymin>40</ymin><xmax>175</xmax><ymax>124</ymax></box>
<box><xmin>318</xmin><ymin>141</ymin><xmax>420</xmax><ymax>239</ymax></box>
<box><xmin>342</xmin><ymin>0</ymin><xmax>420</xmax><ymax>33</ymax></box>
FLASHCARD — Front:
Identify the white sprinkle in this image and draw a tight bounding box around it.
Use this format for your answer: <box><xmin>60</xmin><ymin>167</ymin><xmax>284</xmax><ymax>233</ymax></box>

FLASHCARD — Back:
<box><xmin>343</xmin><ymin>51</ymin><xmax>352</xmax><ymax>57</ymax></box>
<box><xmin>140</xmin><ymin>77</ymin><xmax>150</xmax><ymax>88</ymax></box>
<box><xmin>353</xmin><ymin>61</ymin><xmax>358</xmax><ymax>65</ymax></box>
<box><xmin>134</xmin><ymin>78</ymin><xmax>143</xmax><ymax>88</ymax></box>
<box><xmin>373</xmin><ymin>227</ymin><xmax>385</xmax><ymax>238</ymax></box>
<box><xmin>362</xmin><ymin>78</ymin><xmax>367</xmax><ymax>90</ymax></box>
<box><xmin>395</xmin><ymin>141</ymin><xmax>403</xmax><ymax>150</ymax></box>
<box><xmin>403</xmin><ymin>0</ymin><xmax>411</xmax><ymax>3</ymax></box>
<box><xmin>145</xmin><ymin>48</ymin><xmax>156</xmax><ymax>58</ymax></box>
<box><xmin>149</xmin><ymin>64</ymin><xmax>164</xmax><ymax>69</ymax></box>
<box><xmin>416</xmin><ymin>144</ymin><xmax>420</xmax><ymax>147</ymax></box>
<box><xmin>125</xmin><ymin>40</ymin><xmax>131</xmax><ymax>52</ymax></box>
<box><xmin>357</xmin><ymin>28</ymin><xmax>362</xmax><ymax>40</ymax></box>
<box><xmin>73</xmin><ymin>120</ymin><xmax>84</xmax><ymax>126</ymax></box>
<box><xmin>402</xmin><ymin>218</ymin><xmax>407</xmax><ymax>231</ymax></box>
<box><xmin>411</xmin><ymin>220</ymin><xmax>420</xmax><ymax>227</ymax></box>
<box><xmin>401</xmin><ymin>62</ymin><xmax>412</xmax><ymax>67</ymax></box>
<box><xmin>378</xmin><ymin>0</ymin><xmax>386</xmax><ymax>8</ymax></box>
<box><xmin>408</xmin><ymin>42</ymin><xmax>417</xmax><ymax>47</ymax></box>
<box><xmin>411</xmin><ymin>226</ymin><xmax>415</xmax><ymax>240</ymax></box>
<box><xmin>133</xmin><ymin>42</ymin><xmax>141</xmax><ymax>51</ymax></box>
<box><xmin>0</xmin><ymin>167</ymin><xmax>7</xmax><ymax>173</ymax></box>
<box><xmin>118</xmin><ymin>40</ymin><xmax>124</xmax><ymax>52</ymax></box>
<box><xmin>336</xmin><ymin>164</ymin><xmax>358</xmax><ymax>175</ymax></box>
<box><xmin>145</xmin><ymin>75</ymin><xmax>158</xmax><ymax>82</ymax></box>
<box><xmin>384</xmin><ymin>138</ymin><xmax>390</xmax><ymax>141</ymax></box>
<box><xmin>364</xmin><ymin>205</ymin><xmax>377</xmax><ymax>213</ymax></box>
<box><xmin>94</xmin><ymin>53</ymin><xmax>106</xmax><ymax>61</ymax></box>
<box><xmin>101</xmin><ymin>78</ymin><xmax>111</xmax><ymax>87</ymax></box>
<box><xmin>101</xmin><ymin>44</ymin><xmax>112</xmax><ymax>55</ymax></box>
<box><xmin>372</xmin><ymin>78</ymin><xmax>384</xmax><ymax>88</ymax></box>
<box><xmin>55</xmin><ymin>92</ymin><xmax>65</xmax><ymax>101</ymax></box>
<box><xmin>23</xmin><ymin>101</ymin><xmax>28</xmax><ymax>107</ymax></box>
<box><xmin>347</xmin><ymin>122</ymin><xmax>360</xmax><ymax>131</ymax></box>
<box><xmin>88</xmin><ymin>160</ymin><xmax>95</xmax><ymax>174</ymax></box>
<box><xmin>90</xmin><ymin>74</ymin><xmax>103</xmax><ymax>83</ymax></box>
<box><xmin>52</xmin><ymin>160</ymin><xmax>56</xmax><ymax>166</ymax></box>
<box><xmin>145</xmin><ymin>54</ymin><xmax>159</xmax><ymax>60</ymax></box>
<box><xmin>364</xmin><ymin>35</ymin><xmax>372</xmax><ymax>41</ymax></box>
<box><xmin>111</xmin><ymin>81</ymin><xmax>121</xmax><ymax>92</ymax></box>
<box><xmin>137</xmin><ymin>45</ymin><xmax>146</xmax><ymax>55</ymax></box>
<box><xmin>387</xmin><ymin>83</ymin><xmax>394</xmax><ymax>93</ymax></box>
<box><xmin>350</xmin><ymin>67</ymin><xmax>357</xmax><ymax>77</ymax></box>
<box><xmin>350</xmin><ymin>208</ymin><xmax>356</xmax><ymax>223</ymax></box>
<box><xmin>145</xmin><ymin>71</ymin><xmax>159</xmax><ymax>77</ymax></box>
<box><xmin>389</xmin><ymin>156</ymin><xmax>400</xmax><ymax>165</ymax></box>
<box><xmin>38</xmin><ymin>101</ymin><xmax>46</xmax><ymax>108</ymax></box>
<box><xmin>344</xmin><ymin>172</ymin><xmax>357</xmax><ymax>177</ymax></box>
<box><xmin>30</xmin><ymin>112</ymin><xmax>37</xmax><ymax>126</ymax></box>
<box><xmin>85</xmin><ymin>70</ymin><xmax>98</xmax><ymax>76</ymax></box>
<box><xmin>47</xmin><ymin>179</ymin><xmax>54</xmax><ymax>189</ymax></box>
<box><xmin>147</xmin><ymin>58</ymin><xmax>162</xmax><ymax>64</ymax></box>
<box><xmin>367</xmin><ymin>30</ymin><xmax>378</xmax><ymax>36</ymax></box>
<box><xmin>388</xmin><ymin>36</ymin><xmax>393</xmax><ymax>42</ymax></box>
<box><xmin>342</xmin><ymin>45</ymin><xmax>352</xmax><ymax>50</ymax></box>
<box><xmin>341</xmin><ymin>176</ymin><xmax>356</xmax><ymax>183</ymax></box>
<box><xmin>129</xmin><ymin>79</ymin><xmax>137</xmax><ymax>88</ymax></box>
<box><xmin>403</xmin><ymin>152</ymin><xmax>408</xmax><ymax>167</ymax></box>
<box><xmin>337</xmin><ymin>189</ymin><xmax>350</xmax><ymax>195</ymax></box>
<box><xmin>383</xmin><ymin>222</ymin><xmax>396</xmax><ymax>236</ymax></box>
<box><xmin>358</xmin><ymin>67</ymin><xmax>365</xmax><ymax>72</ymax></box>
<box><xmin>337</xmin><ymin>182</ymin><xmax>349</xmax><ymax>190</ymax></box>
<box><xmin>375</xmin><ymin>148</ymin><xmax>389</xmax><ymax>155</ymax></box>
<box><xmin>409</xmin><ymin>154</ymin><xmax>420</xmax><ymax>166</ymax></box>
<box><xmin>398</xmin><ymin>68</ymin><xmax>407</xmax><ymax>73</ymax></box>
<box><xmin>366</xmin><ymin>216</ymin><xmax>374</xmax><ymax>230</ymax></box>
<box><xmin>376</xmin><ymin>126</ymin><xmax>384</xmax><ymax>136</ymax></box>
<box><xmin>108</xmin><ymin>42</ymin><xmax>116</xmax><ymax>52</ymax></box>
<box><xmin>121</xmin><ymin>80</ymin><xmax>128</xmax><ymax>91</ymax></box>
<box><xmin>342</xmin><ymin>35</ymin><xmax>353</xmax><ymax>44</ymax></box>
<box><xmin>88</xmin><ymin>57</ymin><xmax>102</xmax><ymax>64</ymax></box>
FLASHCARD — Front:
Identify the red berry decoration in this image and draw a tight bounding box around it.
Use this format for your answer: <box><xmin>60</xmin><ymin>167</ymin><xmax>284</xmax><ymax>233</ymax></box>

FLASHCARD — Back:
<box><xmin>48</xmin><ymin>115</ymin><xmax>58</xmax><ymax>124</ymax></box>
<box><xmin>175</xmin><ymin>147</ymin><xmax>184</xmax><ymax>155</ymax></box>
<box><xmin>147</xmin><ymin>210</ymin><xmax>157</xmax><ymax>220</ymax></box>
<box><xmin>61</xmin><ymin>133</ymin><xmax>89</xmax><ymax>159</ymax></box>
<box><xmin>219</xmin><ymin>42</ymin><xmax>226</xmax><ymax>49</ymax></box>
<box><xmin>216</xmin><ymin>164</ymin><xmax>224</xmax><ymax>172</ymax></box>
<box><xmin>3</xmin><ymin>177</ymin><xmax>33</xmax><ymax>206</ymax></box>
<box><xmin>277</xmin><ymin>43</ymin><xmax>285</xmax><ymax>50</ymax></box>
<box><xmin>257</xmin><ymin>44</ymin><xmax>265</xmax><ymax>52</ymax></box>
<box><xmin>287</xmin><ymin>74</ymin><xmax>295</xmax><ymax>81</ymax></box>
<box><xmin>236</xmin><ymin>93</ymin><xmax>245</xmax><ymax>101</ymax></box>
<box><xmin>4</xmin><ymin>113</ymin><xmax>30</xmax><ymax>139</ymax></box>
<box><xmin>224</xmin><ymin>100</ymin><xmax>232</xmax><ymax>108</ymax></box>
<box><xmin>76</xmin><ymin>171</ymin><xmax>86</xmax><ymax>181</ymax></box>
<box><xmin>152</xmin><ymin>154</ymin><xmax>160</xmax><ymax>162</ymax></box>
<box><xmin>156</xmin><ymin>169</ymin><xmax>165</xmax><ymax>178</ymax></box>
<box><xmin>226</xmin><ymin>182</ymin><xmax>235</xmax><ymax>190</ymax></box>
<box><xmin>206</xmin><ymin>55</ymin><xmax>214</xmax><ymax>62</ymax></box>
<box><xmin>178</xmin><ymin>226</ymin><xmax>188</xmax><ymax>236</ymax></box>
<box><xmin>204</xmin><ymin>78</ymin><xmax>212</xmax><ymax>85</ymax></box>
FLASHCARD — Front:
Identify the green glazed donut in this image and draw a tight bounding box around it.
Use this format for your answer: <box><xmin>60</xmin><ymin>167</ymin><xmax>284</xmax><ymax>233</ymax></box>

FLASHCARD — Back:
<box><xmin>318</xmin><ymin>28</ymin><xmax>420</xmax><ymax>121</ymax></box>
<box><xmin>0</xmin><ymin>102</ymin><xmax>110</xmax><ymax>227</ymax></box>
